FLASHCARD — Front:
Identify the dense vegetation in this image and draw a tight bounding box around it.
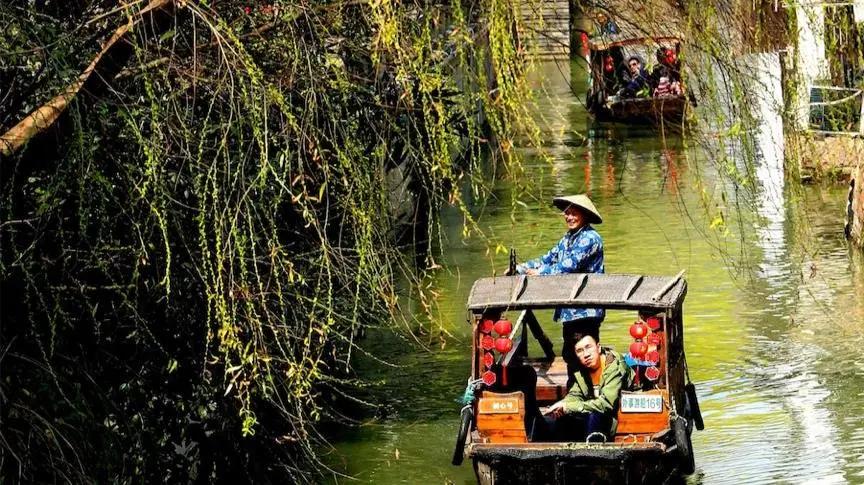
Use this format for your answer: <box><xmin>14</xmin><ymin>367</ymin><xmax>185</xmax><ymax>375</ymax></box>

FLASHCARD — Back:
<box><xmin>0</xmin><ymin>0</ymin><xmax>534</xmax><ymax>482</ymax></box>
<box><xmin>2</xmin><ymin>0</ymin><xmax>846</xmax><ymax>482</ymax></box>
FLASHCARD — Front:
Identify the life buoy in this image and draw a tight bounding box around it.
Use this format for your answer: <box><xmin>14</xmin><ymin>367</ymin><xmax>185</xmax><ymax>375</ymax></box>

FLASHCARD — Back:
<box><xmin>452</xmin><ymin>406</ymin><xmax>473</xmax><ymax>466</ymax></box>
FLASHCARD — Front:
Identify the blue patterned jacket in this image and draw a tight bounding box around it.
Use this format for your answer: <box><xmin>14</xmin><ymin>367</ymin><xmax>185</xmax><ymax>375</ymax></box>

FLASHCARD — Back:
<box><xmin>516</xmin><ymin>225</ymin><xmax>605</xmax><ymax>322</ymax></box>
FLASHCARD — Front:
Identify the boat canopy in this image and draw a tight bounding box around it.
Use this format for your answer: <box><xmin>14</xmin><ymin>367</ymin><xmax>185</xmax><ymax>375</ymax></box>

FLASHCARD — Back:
<box><xmin>588</xmin><ymin>36</ymin><xmax>683</xmax><ymax>51</ymax></box>
<box><xmin>466</xmin><ymin>272</ymin><xmax>687</xmax><ymax>312</ymax></box>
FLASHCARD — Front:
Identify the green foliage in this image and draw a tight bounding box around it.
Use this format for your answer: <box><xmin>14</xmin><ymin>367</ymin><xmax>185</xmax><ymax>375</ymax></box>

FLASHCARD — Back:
<box><xmin>0</xmin><ymin>0</ymin><xmax>535</xmax><ymax>482</ymax></box>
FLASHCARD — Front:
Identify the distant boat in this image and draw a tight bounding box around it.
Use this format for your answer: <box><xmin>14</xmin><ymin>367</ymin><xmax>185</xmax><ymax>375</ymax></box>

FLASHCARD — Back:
<box><xmin>585</xmin><ymin>36</ymin><xmax>690</xmax><ymax>125</ymax></box>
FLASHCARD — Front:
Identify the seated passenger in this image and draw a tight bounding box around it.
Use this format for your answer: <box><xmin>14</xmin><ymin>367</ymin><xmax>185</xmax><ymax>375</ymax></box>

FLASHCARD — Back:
<box><xmin>618</xmin><ymin>56</ymin><xmax>650</xmax><ymax>98</ymax></box>
<box><xmin>543</xmin><ymin>326</ymin><xmax>633</xmax><ymax>442</ymax></box>
<box><xmin>653</xmin><ymin>76</ymin><xmax>681</xmax><ymax>97</ymax></box>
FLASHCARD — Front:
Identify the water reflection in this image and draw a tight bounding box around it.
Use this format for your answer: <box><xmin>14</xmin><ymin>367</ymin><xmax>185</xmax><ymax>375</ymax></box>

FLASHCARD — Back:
<box><xmin>326</xmin><ymin>60</ymin><xmax>864</xmax><ymax>484</ymax></box>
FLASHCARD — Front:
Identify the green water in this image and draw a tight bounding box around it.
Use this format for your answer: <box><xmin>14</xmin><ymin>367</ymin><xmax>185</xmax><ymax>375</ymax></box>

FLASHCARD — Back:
<box><xmin>326</xmin><ymin>61</ymin><xmax>864</xmax><ymax>484</ymax></box>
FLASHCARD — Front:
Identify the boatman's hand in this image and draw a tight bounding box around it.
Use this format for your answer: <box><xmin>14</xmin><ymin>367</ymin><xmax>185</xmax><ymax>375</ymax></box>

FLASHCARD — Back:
<box><xmin>524</xmin><ymin>268</ymin><xmax>538</xmax><ymax>276</ymax></box>
<box><xmin>543</xmin><ymin>400</ymin><xmax>566</xmax><ymax>419</ymax></box>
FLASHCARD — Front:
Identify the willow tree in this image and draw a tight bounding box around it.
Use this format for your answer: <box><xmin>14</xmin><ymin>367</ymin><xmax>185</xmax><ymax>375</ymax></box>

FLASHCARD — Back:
<box><xmin>0</xmin><ymin>0</ymin><xmax>538</xmax><ymax>482</ymax></box>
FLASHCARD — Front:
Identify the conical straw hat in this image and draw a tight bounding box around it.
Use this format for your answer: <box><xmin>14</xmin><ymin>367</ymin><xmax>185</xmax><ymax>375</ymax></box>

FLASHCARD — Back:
<box><xmin>552</xmin><ymin>194</ymin><xmax>603</xmax><ymax>224</ymax></box>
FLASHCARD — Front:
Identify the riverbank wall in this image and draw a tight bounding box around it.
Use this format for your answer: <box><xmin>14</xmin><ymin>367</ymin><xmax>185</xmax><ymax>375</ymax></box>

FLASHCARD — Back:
<box><xmin>795</xmin><ymin>135</ymin><xmax>864</xmax><ymax>183</ymax></box>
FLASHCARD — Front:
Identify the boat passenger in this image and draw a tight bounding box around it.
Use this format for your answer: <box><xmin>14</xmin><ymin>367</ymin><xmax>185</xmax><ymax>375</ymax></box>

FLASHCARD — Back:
<box><xmin>654</xmin><ymin>76</ymin><xmax>681</xmax><ymax>97</ymax></box>
<box><xmin>619</xmin><ymin>56</ymin><xmax>650</xmax><ymax>98</ymax></box>
<box><xmin>516</xmin><ymin>194</ymin><xmax>604</xmax><ymax>390</ymax></box>
<box><xmin>543</xmin><ymin>327</ymin><xmax>633</xmax><ymax>442</ymax></box>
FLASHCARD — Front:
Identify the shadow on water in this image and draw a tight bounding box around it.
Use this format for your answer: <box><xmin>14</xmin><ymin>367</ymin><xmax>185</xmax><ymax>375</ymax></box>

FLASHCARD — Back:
<box><xmin>324</xmin><ymin>59</ymin><xmax>864</xmax><ymax>484</ymax></box>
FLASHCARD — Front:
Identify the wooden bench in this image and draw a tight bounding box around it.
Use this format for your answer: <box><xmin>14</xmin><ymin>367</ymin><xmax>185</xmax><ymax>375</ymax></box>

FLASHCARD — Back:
<box><xmin>526</xmin><ymin>357</ymin><xmax>568</xmax><ymax>403</ymax></box>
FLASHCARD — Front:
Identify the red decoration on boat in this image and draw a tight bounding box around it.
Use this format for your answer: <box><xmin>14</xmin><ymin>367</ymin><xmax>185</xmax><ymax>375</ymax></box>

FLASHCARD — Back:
<box><xmin>629</xmin><ymin>322</ymin><xmax>648</xmax><ymax>339</ymax></box>
<box><xmin>480</xmin><ymin>319</ymin><xmax>495</xmax><ymax>333</ymax></box>
<box><xmin>482</xmin><ymin>370</ymin><xmax>497</xmax><ymax>386</ymax></box>
<box><xmin>645</xmin><ymin>350</ymin><xmax>660</xmax><ymax>364</ymax></box>
<box><xmin>494</xmin><ymin>337</ymin><xmax>513</xmax><ymax>353</ymax></box>
<box><xmin>493</xmin><ymin>319</ymin><xmax>513</xmax><ymax>337</ymax></box>
<box><xmin>646</xmin><ymin>316</ymin><xmax>662</xmax><ymax>331</ymax></box>
<box><xmin>483</xmin><ymin>352</ymin><xmax>494</xmax><ymax>368</ymax></box>
<box><xmin>647</xmin><ymin>333</ymin><xmax>661</xmax><ymax>346</ymax></box>
<box><xmin>645</xmin><ymin>366</ymin><xmax>661</xmax><ymax>381</ymax></box>
<box><xmin>629</xmin><ymin>341</ymin><xmax>648</xmax><ymax>359</ymax></box>
<box><xmin>481</xmin><ymin>335</ymin><xmax>494</xmax><ymax>350</ymax></box>
<box><xmin>666</xmin><ymin>51</ymin><xmax>677</xmax><ymax>64</ymax></box>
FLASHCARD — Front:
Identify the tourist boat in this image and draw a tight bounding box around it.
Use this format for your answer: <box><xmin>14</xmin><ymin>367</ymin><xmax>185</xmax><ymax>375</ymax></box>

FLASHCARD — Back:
<box><xmin>451</xmin><ymin>271</ymin><xmax>703</xmax><ymax>484</ymax></box>
<box><xmin>585</xmin><ymin>36</ymin><xmax>689</xmax><ymax>124</ymax></box>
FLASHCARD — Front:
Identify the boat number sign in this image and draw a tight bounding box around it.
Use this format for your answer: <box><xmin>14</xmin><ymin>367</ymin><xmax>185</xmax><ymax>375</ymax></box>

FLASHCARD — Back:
<box><xmin>478</xmin><ymin>398</ymin><xmax>521</xmax><ymax>414</ymax></box>
<box><xmin>620</xmin><ymin>393</ymin><xmax>664</xmax><ymax>413</ymax></box>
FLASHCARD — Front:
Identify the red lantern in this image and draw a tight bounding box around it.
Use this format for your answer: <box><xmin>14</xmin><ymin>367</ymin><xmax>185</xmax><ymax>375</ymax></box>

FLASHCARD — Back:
<box><xmin>645</xmin><ymin>366</ymin><xmax>661</xmax><ymax>381</ymax></box>
<box><xmin>629</xmin><ymin>341</ymin><xmax>648</xmax><ymax>359</ymax></box>
<box><xmin>480</xmin><ymin>319</ymin><xmax>495</xmax><ymax>333</ymax></box>
<box><xmin>493</xmin><ymin>319</ymin><xmax>513</xmax><ymax>337</ymax></box>
<box><xmin>666</xmin><ymin>51</ymin><xmax>677</xmax><ymax>64</ymax></box>
<box><xmin>483</xmin><ymin>352</ymin><xmax>494</xmax><ymax>368</ymax></box>
<box><xmin>646</xmin><ymin>316</ymin><xmax>662</xmax><ymax>331</ymax></box>
<box><xmin>629</xmin><ymin>322</ymin><xmax>648</xmax><ymax>340</ymax></box>
<box><xmin>481</xmin><ymin>335</ymin><xmax>494</xmax><ymax>350</ymax></box>
<box><xmin>645</xmin><ymin>350</ymin><xmax>660</xmax><ymax>364</ymax></box>
<box><xmin>647</xmin><ymin>333</ymin><xmax>661</xmax><ymax>346</ymax></box>
<box><xmin>482</xmin><ymin>370</ymin><xmax>497</xmax><ymax>386</ymax></box>
<box><xmin>494</xmin><ymin>337</ymin><xmax>513</xmax><ymax>353</ymax></box>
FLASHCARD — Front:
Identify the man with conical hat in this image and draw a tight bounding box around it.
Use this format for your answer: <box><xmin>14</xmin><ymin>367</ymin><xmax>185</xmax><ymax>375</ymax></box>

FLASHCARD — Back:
<box><xmin>516</xmin><ymin>194</ymin><xmax>605</xmax><ymax>390</ymax></box>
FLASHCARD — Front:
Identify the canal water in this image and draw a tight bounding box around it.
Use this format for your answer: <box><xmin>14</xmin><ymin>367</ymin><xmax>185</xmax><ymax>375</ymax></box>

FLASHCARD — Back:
<box><xmin>326</xmin><ymin>60</ymin><xmax>864</xmax><ymax>484</ymax></box>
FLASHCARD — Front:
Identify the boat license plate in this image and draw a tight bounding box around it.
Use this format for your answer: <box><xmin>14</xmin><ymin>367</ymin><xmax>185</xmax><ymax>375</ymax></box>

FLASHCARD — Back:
<box><xmin>620</xmin><ymin>393</ymin><xmax>664</xmax><ymax>413</ymax></box>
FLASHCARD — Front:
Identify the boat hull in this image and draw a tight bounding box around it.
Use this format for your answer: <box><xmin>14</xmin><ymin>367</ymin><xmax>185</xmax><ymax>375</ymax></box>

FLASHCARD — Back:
<box><xmin>469</xmin><ymin>443</ymin><xmax>683</xmax><ymax>485</ymax></box>
<box><xmin>590</xmin><ymin>96</ymin><xmax>687</xmax><ymax>125</ymax></box>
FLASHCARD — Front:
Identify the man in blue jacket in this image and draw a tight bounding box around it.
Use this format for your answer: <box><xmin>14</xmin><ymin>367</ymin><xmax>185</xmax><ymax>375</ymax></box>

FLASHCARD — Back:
<box><xmin>619</xmin><ymin>56</ymin><xmax>650</xmax><ymax>98</ymax></box>
<box><xmin>517</xmin><ymin>194</ymin><xmax>605</xmax><ymax>389</ymax></box>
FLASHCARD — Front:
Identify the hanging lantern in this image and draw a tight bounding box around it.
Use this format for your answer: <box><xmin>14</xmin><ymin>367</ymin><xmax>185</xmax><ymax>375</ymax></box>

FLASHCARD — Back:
<box><xmin>646</xmin><ymin>316</ymin><xmax>662</xmax><ymax>331</ymax></box>
<box><xmin>494</xmin><ymin>337</ymin><xmax>513</xmax><ymax>353</ymax></box>
<box><xmin>629</xmin><ymin>322</ymin><xmax>648</xmax><ymax>340</ymax></box>
<box><xmin>645</xmin><ymin>366</ymin><xmax>661</xmax><ymax>381</ymax></box>
<box><xmin>480</xmin><ymin>318</ymin><xmax>495</xmax><ymax>334</ymax></box>
<box><xmin>481</xmin><ymin>335</ymin><xmax>494</xmax><ymax>350</ymax></box>
<box><xmin>645</xmin><ymin>350</ymin><xmax>660</xmax><ymax>364</ymax></box>
<box><xmin>647</xmin><ymin>333</ymin><xmax>661</xmax><ymax>346</ymax></box>
<box><xmin>666</xmin><ymin>51</ymin><xmax>677</xmax><ymax>64</ymax></box>
<box><xmin>629</xmin><ymin>341</ymin><xmax>648</xmax><ymax>359</ymax></box>
<box><xmin>493</xmin><ymin>319</ymin><xmax>513</xmax><ymax>337</ymax></box>
<box><xmin>483</xmin><ymin>352</ymin><xmax>494</xmax><ymax>368</ymax></box>
<box><xmin>482</xmin><ymin>370</ymin><xmax>497</xmax><ymax>386</ymax></box>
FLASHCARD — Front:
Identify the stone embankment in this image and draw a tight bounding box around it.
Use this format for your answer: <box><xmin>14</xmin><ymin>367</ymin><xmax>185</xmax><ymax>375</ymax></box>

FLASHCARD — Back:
<box><xmin>517</xmin><ymin>0</ymin><xmax>570</xmax><ymax>60</ymax></box>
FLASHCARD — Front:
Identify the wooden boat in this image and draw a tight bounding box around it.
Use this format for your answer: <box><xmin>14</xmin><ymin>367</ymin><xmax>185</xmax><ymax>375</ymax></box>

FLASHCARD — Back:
<box><xmin>585</xmin><ymin>36</ymin><xmax>689</xmax><ymax>124</ymax></box>
<box><xmin>451</xmin><ymin>272</ymin><xmax>704</xmax><ymax>484</ymax></box>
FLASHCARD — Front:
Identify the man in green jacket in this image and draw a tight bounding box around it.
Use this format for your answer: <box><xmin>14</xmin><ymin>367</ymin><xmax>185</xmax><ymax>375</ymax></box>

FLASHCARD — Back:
<box><xmin>544</xmin><ymin>325</ymin><xmax>633</xmax><ymax>441</ymax></box>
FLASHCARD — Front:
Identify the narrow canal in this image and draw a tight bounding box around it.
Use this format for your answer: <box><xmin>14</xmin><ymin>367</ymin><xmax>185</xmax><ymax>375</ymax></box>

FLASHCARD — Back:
<box><xmin>326</xmin><ymin>60</ymin><xmax>864</xmax><ymax>484</ymax></box>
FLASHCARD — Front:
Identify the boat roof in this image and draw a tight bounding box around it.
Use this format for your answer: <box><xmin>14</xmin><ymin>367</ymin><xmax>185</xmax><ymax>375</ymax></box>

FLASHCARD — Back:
<box><xmin>466</xmin><ymin>272</ymin><xmax>687</xmax><ymax>312</ymax></box>
<box><xmin>589</xmin><ymin>36</ymin><xmax>683</xmax><ymax>51</ymax></box>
